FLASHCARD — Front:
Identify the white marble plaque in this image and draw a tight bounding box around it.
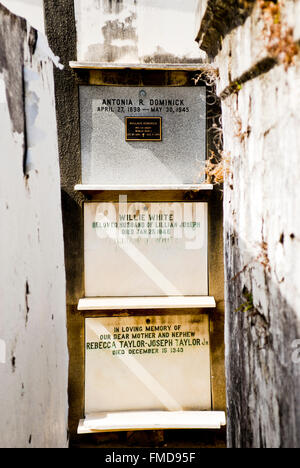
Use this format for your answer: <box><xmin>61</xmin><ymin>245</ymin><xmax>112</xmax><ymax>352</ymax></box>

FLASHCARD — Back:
<box><xmin>79</xmin><ymin>86</ymin><xmax>206</xmax><ymax>185</ymax></box>
<box><xmin>84</xmin><ymin>201</ymin><xmax>208</xmax><ymax>297</ymax></box>
<box><xmin>85</xmin><ymin>315</ymin><xmax>211</xmax><ymax>415</ymax></box>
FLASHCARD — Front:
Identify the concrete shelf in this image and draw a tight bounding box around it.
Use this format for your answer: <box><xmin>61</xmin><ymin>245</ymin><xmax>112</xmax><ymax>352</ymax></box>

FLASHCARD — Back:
<box><xmin>78</xmin><ymin>296</ymin><xmax>216</xmax><ymax>311</ymax></box>
<box><xmin>75</xmin><ymin>184</ymin><xmax>214</xmax><ymax>193</ymax></box>
<box><xmin>78</xmin><ymin>411</ymin><xmax>226</xmax><ymax>433</ymax></box>
<box><xmin>70</xmin><ymin>61</ymin><xmax>211</xmax><ymax>72</ymax></box>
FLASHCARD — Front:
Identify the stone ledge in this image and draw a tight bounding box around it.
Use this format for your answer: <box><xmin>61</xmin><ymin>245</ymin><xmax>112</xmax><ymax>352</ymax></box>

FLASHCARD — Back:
<box><xmin>195</xmin><ymin>0</ymin><xmax>256</xmax><ymax>58</ymax></box>
<box><xmin>78</xmin><ymin>296</ymin><xmax>217</xmax><ymax>311</ymax></box>
<box><xmin>79</xmin><ymin>411</ymin><xmax>226</xmax><ymax>433</ymax></box>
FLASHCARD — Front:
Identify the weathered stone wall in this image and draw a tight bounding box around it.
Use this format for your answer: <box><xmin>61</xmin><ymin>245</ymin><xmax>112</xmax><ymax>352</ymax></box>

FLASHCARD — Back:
<box><xmin>0</xmin><ymin>4</ymin><xmax>68</xmax><ymax>448</ymax></box>
<box><xmin>74</xmin><ymin>0</ymin><xmax>204</xmax><ymax>63</ymax></box>
<box><xmin>197</xmin><ymin>0</ymin><xmax>300</xmax><ymax>448</ymax></box>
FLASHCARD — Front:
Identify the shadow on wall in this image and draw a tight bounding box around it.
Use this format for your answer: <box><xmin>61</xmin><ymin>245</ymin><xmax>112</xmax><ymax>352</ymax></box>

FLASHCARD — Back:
<box><xmin>225</xmin><ymin>227</ymin><xmax>300</xmax><ymax>448</ymax></box>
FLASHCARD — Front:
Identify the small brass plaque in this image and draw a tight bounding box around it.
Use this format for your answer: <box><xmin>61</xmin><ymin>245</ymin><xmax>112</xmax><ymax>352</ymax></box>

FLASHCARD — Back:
<box><xmin>125</xmin><ymin>117</ymin><xmax>162</xmax><ymax>142</ymax></box>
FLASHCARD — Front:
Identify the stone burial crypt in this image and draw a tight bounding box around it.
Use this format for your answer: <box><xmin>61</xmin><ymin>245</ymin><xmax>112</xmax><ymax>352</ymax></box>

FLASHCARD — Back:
<box><xmin>44</xmin><ymin>0</ymin><xmax>227</xmax><ymax>445</ymax></box>
<box><xmin>1</xmin><ymin>0</ymin><xmax>300</xmax><ymax>450</ymax></box>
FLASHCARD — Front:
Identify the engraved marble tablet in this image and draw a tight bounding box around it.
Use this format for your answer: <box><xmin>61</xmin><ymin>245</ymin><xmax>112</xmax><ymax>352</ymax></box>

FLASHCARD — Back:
<box><xmin>84</xmin><ymin>201</ymin><xmax>208</xmax><ymax>297</ymax></box>
<box><xmin>85</xmin><ymin>314</ymin><xmax>211</xmax><ymax>414</ymax></box>
<box><xmin>79</xmin><ymin>86</ymin><xmax>206</xmax><ymax>185</ymax></box>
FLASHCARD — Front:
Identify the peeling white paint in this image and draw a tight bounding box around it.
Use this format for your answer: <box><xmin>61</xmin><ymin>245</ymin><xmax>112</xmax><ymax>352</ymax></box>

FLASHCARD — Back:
<box><xmin>35</xmin><ymin>33</ymin><xmax>64</xmax><ymax>70</ymax></box>
<box><xmin>0</xmin><ymin>12</ymin><xmax>68</xmax><ymax>448</ymax></box>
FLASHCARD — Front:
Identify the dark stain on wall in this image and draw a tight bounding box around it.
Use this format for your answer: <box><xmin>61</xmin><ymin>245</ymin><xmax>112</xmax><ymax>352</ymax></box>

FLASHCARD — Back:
<box><xmin>25</xmin><ymin>281</ymin><xmax>30</xmax><ymax>326</ymax></box>
<box><xmin>11</xmin><ymin>355</ymin><xmax>16</xmax><ymax>373</ymax></box>
<box><xmin>0</xmin><ymin>5</ymin><xmax>40</xmax><ymax>178</ymax></box>
<box><xmin>86</xmin><ymin>9</ymin><xmax>138</xmax><ymax>62</ymax></box>
<box><xmin>103</xmin><ymin>0</ymin><xmax>124</xmax><ymax>15</ymax></box>
<box><xmin>143</xmin><ymin>46</ymin><xmax>204</xmax><ymax>65</ymax></box>
<box><xmin>28</xmin><ymin>27</ymin><xmax>38</xmax><ymax>58</ymax></box>
<box><xmin>0</xmin><ymin>4</ymin><xmax>25</xmax><ymax>135</ymax></box>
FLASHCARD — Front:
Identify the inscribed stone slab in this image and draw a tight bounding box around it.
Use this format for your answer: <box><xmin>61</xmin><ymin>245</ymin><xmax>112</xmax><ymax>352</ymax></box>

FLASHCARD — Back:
<box><xmin>79</xmin><ymin>86</ymin><xmax>206</xmax><ymax>185</ymax></box>
<box><xmin>84</xmin><ymin>202</ymin><xmax>208</xmax><ymax>297</ymax></box>
<box><xmin>85</xmin><ymin>314</ymin><xmax>211</xmax><ymax>414</ymax></box>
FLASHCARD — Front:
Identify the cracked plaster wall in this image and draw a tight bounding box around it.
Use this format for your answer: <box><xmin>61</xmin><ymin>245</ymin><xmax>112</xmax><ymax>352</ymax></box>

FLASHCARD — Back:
<box><xmin>0</xmin><ymin>4</ymin><xmax>68</xmax><ymax>448</ymax></box>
